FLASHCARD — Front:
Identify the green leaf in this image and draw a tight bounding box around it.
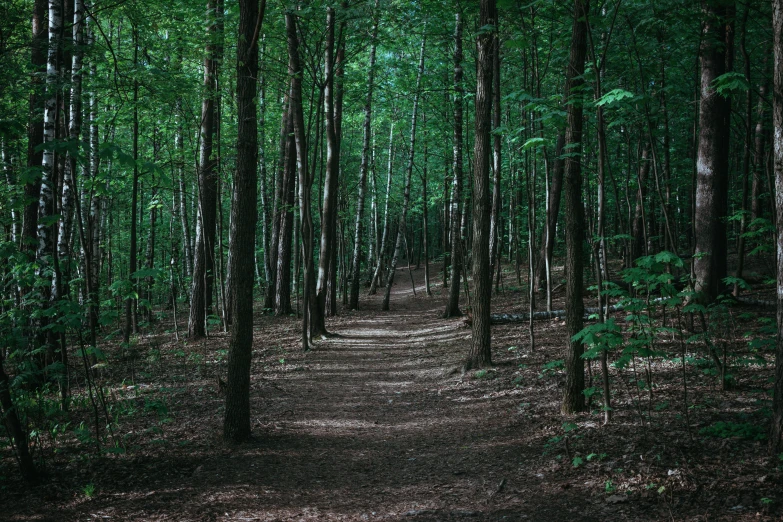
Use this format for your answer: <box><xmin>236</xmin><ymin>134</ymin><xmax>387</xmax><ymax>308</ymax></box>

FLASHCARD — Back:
<box><xmin>595</xmin><ymin>88</ymin><xmax>634</xmax><ymax>107</ymax></box>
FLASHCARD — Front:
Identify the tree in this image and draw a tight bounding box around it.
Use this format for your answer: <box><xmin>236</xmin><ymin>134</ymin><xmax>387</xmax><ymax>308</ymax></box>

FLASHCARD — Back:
<box><xmin>771</xmin><ymin>0</ymin><xmax>783</xmax><ymax>454</ymax></box>
<box><xmin>464</xmin><ymin>0</ymin><xmax>496</xmax><ymax>371</ymax></box>
<box><xmin>189</xmin><ymin>0</ymin><xmax>224</xmax><ymax>338</ymax></box>
<box><xmin>381</xmin><ymin>33</ymin><xmax>426</xmax><ymax>312</ymax></box>
<box><xmin>286</xmin><ymin>9</ymin><xmax>316</xmax><ymax>351</ymax></box>
<box><xmin>223</xmin><ymin>0</ymin><xmax>263</xmax><ymax>443</ymax></box>
<box><xmin>693</xmin><ymin>0</ymin><xmax>734</xmax><ymax>304</ymax></box>
<box><xmin>561</xmin><ymin>0</ymin><xmax>589</xmax><ymax>415</ymax></box>
<box><xmin>444</xmin><ymin>11</ymin><xmax>464</xmax><ymax>319</ymax></box>
<box><xmin>348</xmin><ymin>0</ymin><xmax>380</xmax><ymax>311</ymax></box>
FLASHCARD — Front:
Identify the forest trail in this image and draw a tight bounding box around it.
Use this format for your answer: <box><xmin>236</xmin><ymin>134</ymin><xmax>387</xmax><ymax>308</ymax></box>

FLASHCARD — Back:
<box><xmin>10</xmin><ymin>267</ymin><xmax>760</xmax><ymax>522</ymax></box>
<box><xmin>171</xmin><ymin>268</ymin><xmax>601</xmax><ymax>521</ymax></box>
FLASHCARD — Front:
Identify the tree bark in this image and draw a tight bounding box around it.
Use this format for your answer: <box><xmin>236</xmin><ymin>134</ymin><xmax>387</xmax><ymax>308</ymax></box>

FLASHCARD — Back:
<box><xmin>286</xmin><ymin>11</ymin><xmax>316</xmax><ymax>351</ymax></box>
<box><xmin>444</xmin><ymin>12</ymin><xmax>464</xmax><ymax>318</ymax></box>
<box><xmin>489</xmin><ymin>25</ymin><xmax>502</xmax><ymax>291</ymax></box>
<box><xmin>275</xmin><ymin>114</ymin><xmax>296</xmax><ymax>316</ymax></box>
<box><xmin>464</xmin><ymin>0</ymin><xmax>496</xmax><ymax>371</ymax></box>
<box><xmin>694</xmin><ymin>0</ymin><xmax>733</xmax><ymax>304</ymax></box>
<box><xmin>561</xmin><ymin>0</ymin><xmax>589</xmax><ymax>415</ymax></box>
<box><xmin>314</xmin><ymin>6</ymin><xmax>340</xmax><ymax>335</ymax></box>
<box><xmin>223</xmin><ymin>0</ymin><xmax>262</xmax><ymax>444</ymax></box>
<box><xmin>369</xmin><ymin>122</ymin><xmax>394</xmax><ymax>295</ymax></box>
<box><xmin>189</xmin><ymin>0</ymin><xmax>224</xmax><ymax>338</ymax></box>
<box><xmin>382</xmin><ymin>34</ymin><xmax>426</xmax><ymax>311</ymax></box>
<box><xmin>22</xmin><ymin>0</ymin><xmax>47</xmax><ymax>256</ymax></box>
<box><xmin>349</xmin><ymin>0</ymin><xmax>379</xmax><ymax>310</ymax></box>
<box><xmin>770</xmin><ymin>0</ymin><xmax>783</xmax><ymax>454</ymax></box>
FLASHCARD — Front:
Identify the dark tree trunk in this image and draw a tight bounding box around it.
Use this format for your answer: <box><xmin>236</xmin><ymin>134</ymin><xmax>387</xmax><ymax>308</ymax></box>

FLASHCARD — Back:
<box><xmin>694</xmin><ymin>0</ymin><xmax>734</xmax><ymax>304</ymax></box>
<box><xmin>124</xmin><ymin>23</ymin><xmax>140</xmax><ymax>342</ymax></box>
<box><xmin>263</xmin><ymin>89</ymin><xmax>290</xmax><ymax>311</ymax></box>
<box><xmin>275</xmin><ymin>117</ymin><xmax>296</xmax><ymax>316</ymax></box>
<box><xmin>561</xmin><ymin>0</ymin><xmax>589</xmax><ymax>415</ymax></box>
<box><xmin>631</xmin><ymin>143</ymin><xmax>650</xmax><ymax>265</ymax></box>
<box><xmin>189</xmin><ymin>0</ymin><xmax>223</xmax><ymax>338</ymax></box>
<box><xmin>314</xmin><ymin>7</ymin><xmax>340</xmax><ymax>335</ymax></box>
<box><xmin>444</xmin><ymin>12</ymin><xmax>464</xmax><ymax>318</ymax></box>
<box><xmin>534</xmin><ymin>134</ymin><xmax>564</xmax><ymax>291</ymax></box>
<box><xmin>22</xmin><ymin>0</ymin><xmax>47</xmax><ymax>256</ymax></box>
<box><xmin>752</xmin><ymin>75</ymin><xmax>769</xmax><ymax>222</ymax></box>
<box><xmin>0</xmin><ymin>350</ymin><xmax>37</xmax><ymax>482</ymax></box>
<box><xmin>464</xmin><ymin>0</ymin><xmax>496</xmax><ymax>371</ymax></box>
<box><xmin>223</xmin><ymin>0</ymin><xmax>262</xmax><ymax>444</ymax></box>
<box><xmin>286</xmin><ymin>11</ymin><xmax>316</xmax><ymax>351</ymax></box>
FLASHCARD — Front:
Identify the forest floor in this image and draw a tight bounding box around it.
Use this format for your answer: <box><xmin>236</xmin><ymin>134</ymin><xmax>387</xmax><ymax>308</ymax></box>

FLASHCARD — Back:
<box><xmin>3</xmin><ymin>264</ymin><xmax>783</xmax><ymax>521</ymax></box>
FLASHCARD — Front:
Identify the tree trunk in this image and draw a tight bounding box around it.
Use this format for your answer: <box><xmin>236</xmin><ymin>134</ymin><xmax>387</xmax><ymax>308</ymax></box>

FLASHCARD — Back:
<box><xmin>489</xmin><ymin>27</ymin><xmax>502</xmax><ymax>291</ymax></box>
<box><xmin>189</xmin><ymin>0</ymin><xmax>223</xmax><ymax>338</ymax></box>
<box><xmin>464</xmin><ymin>0</ymin><xmax>496</xmax><ymax>371</ymax></box>
<box><xmin>223</xmin><ymin>0</ymin><xmax>262</xmax><ymax>444</ymax></box>
<box><xmin>263</xmin><ymin>89</ymin><xmax>290</xmax><ymax>310</ymax></box>
<box><xmin>349</xmin><ymin>0</ymin><xmax>379</xmax><ymax>310</ymax></box>
<box><xmin>770</xmin><ymin>0</ymin><xmax>783</xmax><ymax>454</ymax></box>
<box><xmin>631</xmin><ymin>143</ymin><xmax>650</xmax><ymax>265</ymax></box>
<box><xmin>444</xmin><ymin>12</ymin><xmax>464</xmax><ymax>318</ymax></box>
<box><xmin>314</xmin><ymin>7</ymin><xmax>341</xmax><ymax>335</ymax></box>
<box><xmin>286</xmin><ymin>11</ymin><xmax>316</xmax><ymax>351</ymax></box>
<box><xmin>369</xmin><ymin>122</ymin><xmax>394</xmax><ymax>295</ymax></box>
<box><xmin>275</xmin><ymin>116</ymin><xmax>296</xmax><ymax>316</ymax></box>
<box><xmin>534</xmin><ymin>134</ymin><xmax>565</xmax><ymax>292</ymax></box>
<box><xmin>694</xmin><ymin>0</ymin><xmax>733</xmax><ymax>304</ymax></box>
<box><xmin>561</xmin><ymin>0</ymin><xmax>589</xmax><ymax>415</ymax></box>
<box><xmin>382</xmin><ymin>34</ymin><xmax>426</xmax><ymax>311</ymax></box>
<box><xmin>0</xmin><ymin>350</ymin><xmax>37</xmax><ymax>482</ymax></box>
<box><xmin>22</xmin><ymin>0</ymin><xmax>47</xmax><ymax>257</ymax></box>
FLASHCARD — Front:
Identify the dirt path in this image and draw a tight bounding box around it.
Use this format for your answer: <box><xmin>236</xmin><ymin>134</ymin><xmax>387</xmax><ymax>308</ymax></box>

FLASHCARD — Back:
<box><xmin>7</xmin><ymin>267</ymin><xmax>776</xmax><ymax>521</ymax></box>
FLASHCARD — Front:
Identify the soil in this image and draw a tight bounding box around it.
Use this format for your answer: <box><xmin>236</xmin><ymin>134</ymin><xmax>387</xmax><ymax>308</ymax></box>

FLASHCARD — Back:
<box><xmin>3</xmin><ymin>265</ymin><xmax>783</xmax><ymax>521</ymax></box>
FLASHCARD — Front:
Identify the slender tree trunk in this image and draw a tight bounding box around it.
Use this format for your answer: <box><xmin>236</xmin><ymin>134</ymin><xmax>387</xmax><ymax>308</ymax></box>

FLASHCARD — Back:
<box><xmin>534</xmin><ymin>134</ymin><xmax>564</xmax><ymax>292</ymax></box>
<box><xmin>124</xmin><ymin>23</ymin><xmax>142</xmax><ymax>343</ymax></box>
<box><xmin>349</xmin><ymin>0</ymin><xmax>379</xmax><ymax>310</ymax></box>
<box><xmin>382</xmin><ymin>34</ymin><xmax>426</xmax><ymax>311</ymax></box>
<box><xmin>22</xmin><ymin>0</ymin><xmax>47</xmax><ymax>257</ymax></box>
<box><xmin>263</xmin><ymin>89</ymin><xmax>289</xmax><ymax>310</ymax></box>
<box><xmin>275</xmin><ymin>118</ymin><xmax>296</xmax><ymax>316</ymax></box>
<box><xmin>735</xmin><ymin>4</ymin><xmax>753</xmax><ymax>296</ymax></box>
<box><xmin>464</xmin><ymin>0</ymin><xmax>496</xmax><ymax>371</ymax></box>
<box><xmin>444</xmin><ymin>12</ymin><xmax>464</xmax><ymax>318</ymax></box>
<box><xmin>694</xmin><ymin>0</ymin><xmax>733</xmax><ymax>304</ymax></box>
<box><xmin>561</xmin><ymin>0</ymin><xmax>589</xmax><ymax>415</ymax></box>
<box><xmin>314</xmin><ymin>7</ymin><xmax>340</xmax><ymax>335</ymax></box>
<box><xmin>422</xmin><ymin>140</ymin><xmax>431</xmax><ymax>297</ymax></box>
<box><xmin>752</xmin><ymin>76</ymin><xmax>769</xmax><ymax>222</ymax></box>
<box><xmin>489</xmin><ymin>26</ymin><xmax>502</xmax><ymax>291</ymax></box>
<box><xmin>223</xmin><ymin>0</ymin><xmax>262</xmax><ymax>444</ymax></box>
<box><xmin>631</xmin><ymin>144</ymin><xmax>650</xmax><ymax>264</ymax></box>
<box><xmin>369</xmin><ymin>122</ymin><xmax>394</xmax><ymax>295</ymax></box>
<box><xmin>189</xmin><ymin>0</ymin><xmax>223</xmax><ymax>338</ymax></box>
<box><xmin>287</xmin><ymin>11</ymin><xmax>316</xmax><ymax>351</ymax></box>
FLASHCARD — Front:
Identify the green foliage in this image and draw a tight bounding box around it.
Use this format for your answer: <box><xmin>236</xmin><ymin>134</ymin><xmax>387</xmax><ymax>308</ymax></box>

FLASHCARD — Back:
<box><xmin>699</xmin><ymin>421</ymin><xmax>767</xmax><ymax>441</ymax></box>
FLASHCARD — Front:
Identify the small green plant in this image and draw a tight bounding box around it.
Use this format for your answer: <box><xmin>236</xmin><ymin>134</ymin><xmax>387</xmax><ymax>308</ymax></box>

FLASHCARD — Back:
<box><xmin>538</xmin><ymin>359</ymin><xmax>564</xmax><ymax>378</ymax></box>
<box><xmin>83</xmin><ymin>483</ymin><xmax>96</xmax><ymax>498</ymax></box>
<box><xmin>605</xmin><ymin>480</ymin><xmax>615</xmax><ymax>493</ymax></box>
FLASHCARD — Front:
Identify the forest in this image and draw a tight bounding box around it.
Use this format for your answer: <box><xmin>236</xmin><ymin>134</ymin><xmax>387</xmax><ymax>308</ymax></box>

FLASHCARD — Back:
<box><xmin>2</xmin><ymin>0</ymin><xmax>783</xmax><ymax>519</ymax></box>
